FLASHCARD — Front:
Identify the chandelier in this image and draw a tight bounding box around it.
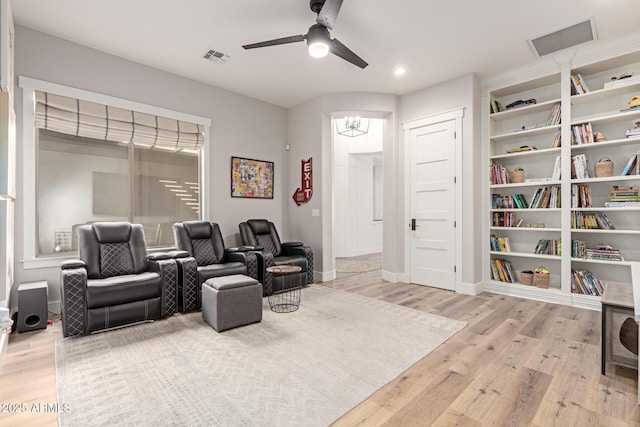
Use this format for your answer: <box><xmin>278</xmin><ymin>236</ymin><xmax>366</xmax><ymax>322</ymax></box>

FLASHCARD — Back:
<box><xmin>336</xmin><ymin>116</ymin><xmax>369</xmax><ymax>137</ymax></box>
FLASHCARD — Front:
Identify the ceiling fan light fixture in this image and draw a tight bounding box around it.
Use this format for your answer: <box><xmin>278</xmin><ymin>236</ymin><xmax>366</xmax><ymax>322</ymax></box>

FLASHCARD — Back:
<box><xmin>308</xmin><ymin>40</ymin><xmax>329</xmax><ymax>58</ymax></box>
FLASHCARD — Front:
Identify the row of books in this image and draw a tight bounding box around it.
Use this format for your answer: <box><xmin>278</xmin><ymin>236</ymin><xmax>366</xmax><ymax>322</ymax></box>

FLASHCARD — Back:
<box><xmin>571</xmin><ymin>269</ymin><xmax>604</xmax><ymax>296</ymax></box>
<box><xmin>490</xmin><ymin>161</ymin><xmax>511</xmax><ymax>185</ymax></box>
<box><xmin>530</xmin><ymin>186</ymin><xmax>560</xmax><ymax>208</ymax></box>
<box><xmin>572</xmin><ymin>240</ymin><xmax>587</xmax><ymax>258</ymax></box>
<box><xmin>571</xmin><ymin>123</ymin><xmax>594</xmax><ymax>145</ymax></box>
<box><xmin>570</xmin><ymin>74</ymin><xmax>590</xmax><ymax>95</ymax></box>
<box><xmin>492</xmin><ymin>212</ymin><xmax>519</xmax><ymax>227</ymax></box>
<box><xmin>534</xmin><ymin>239</ymin><xmax>561</xmax><ymax>255</ymax></box>
<box><xmin>545</xmin><ymin>103</ymin><xmax>561</xmax><ymax>126</ymax></box>
<box><xmin>491</xmin><ymin>194</ymin><xmax>528</xmax><ymax>209</ymax></box>
<box><xmin>489</xmin><ymin>99</ymin><xmax>503</xmax><ymax>114</ymax></box>
<box><xmin>586</xmin><ymin>245</ymin><xmax>624</xmax><ymax>261</ymax></box>
<box><xmin>550</xmin><ymin>129</ymin><xmax>561</xmax><ymax>148</ymax></box>
<box><xmin>610</xmin><ymin>186</ymin><xmax>639</xmax><ymax>200</ymax></box>
<box><xmin>490</xmin><ymin>258</ymin><xmax>516</xmax><ymax>283</ymax></box>
<box><xmin>490</xmin><ymin>235</ymin><xmax>511</xmax><ymax>252</ymax></box>
<box><xmin>621</xmin><ymin>151</ymin><xmax>640</xmax><ymax>175</ymax></box>
<box><xmin>571</xmin><ymin>184</ymin><xmax>592</xmax><ymax>208</ymax></box>
<box><xmin>627</xmin><ymin>121</ymin><xmax>640</xmax><ymax>139</ymax></box>
<box><xmin>571</xmin><ymin>211</ymin><xmax>615</xmax><ymax>229</ymax></box>
<box><xmin>572</xmin><ymin>153</ymin><xmax>590</xmax><ymax>179</ymax></box>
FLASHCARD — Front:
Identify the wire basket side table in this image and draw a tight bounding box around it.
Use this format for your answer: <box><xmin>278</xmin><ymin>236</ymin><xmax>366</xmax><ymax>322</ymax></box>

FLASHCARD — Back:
<box><xmin>266</xmin><ymin>265</ymin><xmax>303</xmax><ymax>313</ymax></box>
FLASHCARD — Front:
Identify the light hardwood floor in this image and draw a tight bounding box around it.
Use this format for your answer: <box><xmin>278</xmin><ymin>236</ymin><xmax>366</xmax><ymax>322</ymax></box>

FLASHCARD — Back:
<box><xmin>1</xmin><ymin>262</ymin><xmax>639</xmax><ymax>426</ymax></box>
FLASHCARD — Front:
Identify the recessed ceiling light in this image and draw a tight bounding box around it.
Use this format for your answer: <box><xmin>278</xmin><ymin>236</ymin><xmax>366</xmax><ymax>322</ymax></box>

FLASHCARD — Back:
<box><xmin>394</xmin><ymin>67</ymin><xmax>406</xmax><ymax>76</ymax></box>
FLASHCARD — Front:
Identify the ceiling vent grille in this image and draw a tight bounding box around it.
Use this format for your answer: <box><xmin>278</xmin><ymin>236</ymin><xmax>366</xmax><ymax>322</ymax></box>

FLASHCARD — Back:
<box><xmin>203</xmin><ymin>49</ymin><xmax>230</xmax><ymax>64</ymax></box>
<box><xmin>528</xmin><ymin>18</ymin><xmax>597</xmax><ymax>57</ymax></box>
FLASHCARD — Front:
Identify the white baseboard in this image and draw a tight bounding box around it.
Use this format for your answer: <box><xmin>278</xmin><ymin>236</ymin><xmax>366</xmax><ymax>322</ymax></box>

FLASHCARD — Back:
<box><xmin>314</xmin><ymin>270</ymin><xmax>336</xmax><ymax>283</ymax></box>
<box><xmin>335</xmin><ymin>248</ymin><xmax>383</xmax><ymax>258</ymax></box>
<box><xmin>381</xmin><ymin>270</ymin><xmax>407</xmax><ymax>283</ymax></box>
<box><xmin>456</xmin><ymin>281</ymin><xmax>484</xmax><ymax>296</ymax></box>
<box><xmin>0</xmin><ymin>330</ymin><xmax>8</xmax><ymax>371</ymax></box>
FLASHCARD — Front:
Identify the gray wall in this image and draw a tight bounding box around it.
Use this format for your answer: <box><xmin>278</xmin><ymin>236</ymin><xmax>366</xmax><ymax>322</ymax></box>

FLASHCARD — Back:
<box><xmin>13</xmin><ymin>26</ymin><xmax>288</xmax><ymax>308</ymax></box>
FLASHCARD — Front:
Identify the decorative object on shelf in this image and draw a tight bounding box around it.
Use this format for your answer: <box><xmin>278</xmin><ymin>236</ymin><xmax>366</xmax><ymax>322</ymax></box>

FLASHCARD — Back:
<box><xmin>604</xmin><ymin>72</ymin><xmax>640</xmax><ymax>89</ymax></box>
<box><xmin>511</xmin><ymin>167</ymin><xmax>524</xmax><ymax>183</ymax></box>
<box><xmin>534</xmin><ymin>267</ymin><xmax>550</xmax><ymax>289</ymax></box>
<box><xmin>521</xmin><ymin>270</ymin><xmax>534</xmax><ymax>286</ymax></box>
<box><xmin>336</xmin><ymin>116</ymin><xmax>369</xmax><ymax>137</ymax></box>
<box><xmin>620</xmin><ymin>95</ymin><xmax>640</xmax><ymax>113</ymax></box>
<box><xmin>505</xmin><ymin>145</ymin><xmax>537</xmax><ymax>154</ymax></box>
<box><xmin>231</xmin><ymin>156</ymin><xmax>274</xmax><ymax>199</ymax></box>
<box><xmin>626</xmin><ymin>121</ymin><xmax>640</xmax><ymax>139</ymax></box>
<box><xmin>292</xmin><ymin>158</ymin><xmax>313</xmax><ymax>206</ymax></box>
<box><xmin>594</xmin><ymin>157</ymin><xmax>614</xmax><ymax>177</ymax></box>
<box><xmin>505</xmin><ymin>99</ymin><xmax>537</xmax><ymax>110</ymax></box>
<box><xmin>594</xmin><ymin>131</ymin><xmax>607</xmax><ymax>142</ymax></box>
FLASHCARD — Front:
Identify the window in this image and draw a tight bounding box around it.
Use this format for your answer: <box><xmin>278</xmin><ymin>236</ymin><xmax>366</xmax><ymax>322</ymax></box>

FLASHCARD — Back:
<box><xmin>37</xmin><ymin>129</ymin><xmax>199</xmax><ymax>255</ymax></box>
<box><xmin>20</xmin><ymin>77</ymin><xmax>210</xmax><ymax>264</ymax></box>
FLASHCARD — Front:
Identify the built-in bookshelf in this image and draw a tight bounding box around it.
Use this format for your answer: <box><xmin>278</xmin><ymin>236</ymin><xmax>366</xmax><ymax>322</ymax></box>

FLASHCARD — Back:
<box><xmin>483</xmin><ymin>44</ymin><xmax>640</xmax><ymax>310</ymax></box>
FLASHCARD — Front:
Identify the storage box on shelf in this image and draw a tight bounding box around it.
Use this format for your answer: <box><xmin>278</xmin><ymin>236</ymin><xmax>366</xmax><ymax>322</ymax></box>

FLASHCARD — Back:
<box><xmin>484</xmin><ymin>50</ymin><xmax>640</xmax><ymax>309</ymax></box>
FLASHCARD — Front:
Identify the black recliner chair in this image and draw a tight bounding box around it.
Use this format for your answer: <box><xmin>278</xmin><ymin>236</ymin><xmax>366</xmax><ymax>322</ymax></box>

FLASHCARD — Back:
<box><xmin>59</xmin><ymin>222</ymin><xmax>178</xmax><ymax>337</ymax></box>
<box><xmin>239</xmin><ymin>219</ymin><xmax>313</xmax><ymax>296</ymax></box>
<box><xmin>172</xmin><ymin>221</ymin><xmax>258</xmax><ymax>310</ymax></box>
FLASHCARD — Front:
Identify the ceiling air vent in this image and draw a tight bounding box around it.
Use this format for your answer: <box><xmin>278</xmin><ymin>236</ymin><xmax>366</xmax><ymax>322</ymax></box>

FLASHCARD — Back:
<box><xmin>528</xmin><ymin>18</ymin><xmax>597</xmax><ymax>57</ymax></box>
<box><xmin>203</xmin><ymin>49</ymin><xmax>230</xmax><ymax>64</ymax></box>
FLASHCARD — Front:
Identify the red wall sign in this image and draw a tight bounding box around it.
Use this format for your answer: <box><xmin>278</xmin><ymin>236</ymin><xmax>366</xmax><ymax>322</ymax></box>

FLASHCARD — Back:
<box><xmin>292</xmin><ymin>158</ymin><xmax>313</xmax><ymax>206</ymax></box>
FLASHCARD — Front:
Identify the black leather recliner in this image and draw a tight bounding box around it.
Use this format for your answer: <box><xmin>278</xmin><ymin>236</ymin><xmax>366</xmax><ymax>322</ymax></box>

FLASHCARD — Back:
<box><xmin>59</xmin><ymin>222</ymin><xmax>178</xmax><ymax>337</ymax></box>
<box><xmin>239</xmin><ymin>219</ymin><xmax>313</xmax><ymax>296</ymax></box>
<box><xmin>172</xmin><ymin>221</ymin><xmax>258</xmax><ymax>310</ymax></box>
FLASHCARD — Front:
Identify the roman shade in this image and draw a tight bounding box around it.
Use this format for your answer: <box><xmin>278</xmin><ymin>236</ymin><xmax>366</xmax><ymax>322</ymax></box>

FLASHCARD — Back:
<box><xmin>35</xmin><ymin>91</ymin><xmax>204</xmax><ymax>151</ymax></box>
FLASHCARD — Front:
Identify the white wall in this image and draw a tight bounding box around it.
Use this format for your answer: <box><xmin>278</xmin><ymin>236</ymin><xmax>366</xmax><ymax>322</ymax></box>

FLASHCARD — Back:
<box><xmin>333</xmin><ymin>119</ymin><xmax>383</xmax><ymax>258</ymax></box>
<box><xmin>13</xmin><ymin>26</ymin><xmax>288</xmax><ymax>310</ymax></box>
<box><xmin>399</xmin><ymin>73</ymin><xmax>483</xmax><ymax>290</ymax></box>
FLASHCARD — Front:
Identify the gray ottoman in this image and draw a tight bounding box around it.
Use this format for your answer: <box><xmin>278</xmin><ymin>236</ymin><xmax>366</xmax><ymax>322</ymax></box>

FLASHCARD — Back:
<box><xmin>202</xmin><ymin>274</ymin><xmax>262</xmax><ymax>332</ymax></box>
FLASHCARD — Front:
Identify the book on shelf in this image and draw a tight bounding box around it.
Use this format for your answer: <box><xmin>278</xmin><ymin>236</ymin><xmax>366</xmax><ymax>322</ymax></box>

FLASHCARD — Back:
<box><xmin>550</xmin><ymin>129</ymin><xmax>561</xmax><ymax>148</ymax></box>
<box><xmin>620</xmin><ymin>151</ymin><xmax>640</xmax><ymax>176</ymax></box>
<box><xmin>626</xmin><ymin>121</ymin><xmax>640</xmax><ymax>139</ymax></box>
<box><xmin>490</xmin><ymin>161</ymin><xmax>511</xmax><ymax>184</ymax></box>
<box><xmin>551</xmin><ymin>155</ymin><xmax>561</xmax><ymax>180</ymax></box>
<box><xmin>490</xmin><ymin>235</ymin><xmax>511</xmax><ymax>252</ymax></box>
<box><xmin>571</xmin><ymin>211</ymin><xmax>615</xmax><ymax>229</ymax></box>
<box><xmin>545</xmin><ymin>103</ymin><xmax>561</xmax><ymax>126</ymax></box>
<box><xmin>571</xmin><ymin>184</ymin><xmax>592</xmax><ymax>208</ymax></box>
<box><xmin>604</xmin><ymin>200</ymin><xmax>640</xmax><ymax>207</ymax></box>
<box><xmin>530</xmin><ymin>186</ymin><xmax>560</xmax><ymax>208</ymax></box>
<box><xmin>490</xmin><ymin>258</ymin><xmax>516</xmax><ymax>283</ymax></box>
<box><xmin>570</xmin><ymin>74</ymin><xmax>590</xmax><ymax>94</ymax></box>
<box><xmin>586</xmin><ymin>244</ymin><xmax>624</xmax><ymax>261</ymax></box>
<box><xmin>571</xmin><ymin>269</ymin><xmax>604</xmax><ymax>296</ymax></box>
<box><xmin>604</xmin><ymin>74</ymin><xmax>640</xmax><ymax>89</ymax></box>
<box><xmin>571</xmin><ymin>154</ymin><xmax>590</xmax><ymax>179</ymax></box>
<box><xmin>490</xmin><ymin>99</ymin><xmax>503</xmax><ymax>114</ymax></box>
<box><xmin>571</xmin><ymin>123</ymin><xmax>594</xmax><ymax>145</ymax></box>
<box><xmin>572</xmin><ymin>240</ymin><xmax>587</xmax><ymax>258</ymax></box>
<box><xmin>491</xmin><ymin>194</ymin><xmax>528</xmax><ymax>209</ymax></box>
<box><xmin>505</xmin><ymin>145</ymin><xmax>537</xmax><ymax>154</ymax></box>
<box><xmin>534</xmin><ymin>239</ymin><xmax>561</xmax><ymax>255</ymax></box>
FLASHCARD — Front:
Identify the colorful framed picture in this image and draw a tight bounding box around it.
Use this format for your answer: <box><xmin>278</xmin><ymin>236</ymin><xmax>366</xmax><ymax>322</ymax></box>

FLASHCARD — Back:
<box><xmin>231</xmin><ymin>156</ymin><xmax>274</xmax><ymax>199</ymax></box>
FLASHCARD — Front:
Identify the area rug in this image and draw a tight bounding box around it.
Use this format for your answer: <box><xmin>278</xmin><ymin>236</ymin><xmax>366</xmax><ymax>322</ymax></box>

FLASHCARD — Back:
<box><xmin>56</xmin><ymin>285</ymin><xmax>466</xmax><ymax>427</ymax></box>
<box><xmin>335</xmin><ymin>258</ymin><xmax>380</xmax><ymax>273</ymax></box>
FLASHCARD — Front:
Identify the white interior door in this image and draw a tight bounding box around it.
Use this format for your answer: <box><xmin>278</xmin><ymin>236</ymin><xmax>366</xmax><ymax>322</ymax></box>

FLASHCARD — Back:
<box><xmin>408</xmin><ymin>119</ymin><xmax>456</xmax><ymax>290</ymax></box>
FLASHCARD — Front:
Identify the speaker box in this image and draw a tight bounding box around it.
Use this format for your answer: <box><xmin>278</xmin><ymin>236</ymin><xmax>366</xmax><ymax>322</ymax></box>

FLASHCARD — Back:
<box><xmin>17</xmin><ymin>281</ymin><xmax>48</xmax><ymax>333</ymax></box>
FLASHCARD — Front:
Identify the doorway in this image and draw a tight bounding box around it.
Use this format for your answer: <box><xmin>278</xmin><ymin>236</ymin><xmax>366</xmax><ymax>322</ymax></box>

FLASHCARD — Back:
<box><xmin>333</xmin><ymin>116</ymin><xmax>384</xmax><ymax>275</ymax></box>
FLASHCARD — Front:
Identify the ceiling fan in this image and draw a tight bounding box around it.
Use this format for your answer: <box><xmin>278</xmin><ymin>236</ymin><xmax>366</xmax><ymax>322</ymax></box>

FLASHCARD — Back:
<box><xmin>242</xmin><ymin>0</ymin><xmax>368</xmax><ymax>69</ymax></box>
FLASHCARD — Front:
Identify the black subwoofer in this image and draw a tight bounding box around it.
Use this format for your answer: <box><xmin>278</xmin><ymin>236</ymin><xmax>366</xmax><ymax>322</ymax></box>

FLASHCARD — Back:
<box><xmin>17</xmin><ymin>281</ymin><xmax>48</xmax><ymax>332</ymax></box>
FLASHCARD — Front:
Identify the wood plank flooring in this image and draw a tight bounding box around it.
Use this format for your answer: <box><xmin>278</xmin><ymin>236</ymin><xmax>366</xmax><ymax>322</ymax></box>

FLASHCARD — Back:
<box><xmin>1</xmin><ymin>256</ymin><xmax>638</xmax><ymax>426</ymax></box>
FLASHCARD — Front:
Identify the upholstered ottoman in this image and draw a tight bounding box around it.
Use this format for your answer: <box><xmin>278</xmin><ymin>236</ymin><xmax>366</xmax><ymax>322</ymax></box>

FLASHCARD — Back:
<box><xmin>202</xmin><ymin>274</ymin><xmax>262</xmax><ymax>332</ymax></box>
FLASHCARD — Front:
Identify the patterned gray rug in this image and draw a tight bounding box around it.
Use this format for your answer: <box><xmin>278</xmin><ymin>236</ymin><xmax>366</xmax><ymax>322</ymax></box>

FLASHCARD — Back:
<box><xmin>56</xmin><ymin>285</ymin><xmax>466</xmax><ymax>427</ymax></box>
<box><xmin>335</xmin><ymin>258</ymin><xmax>380</xmax><ymax>273</ymax></box>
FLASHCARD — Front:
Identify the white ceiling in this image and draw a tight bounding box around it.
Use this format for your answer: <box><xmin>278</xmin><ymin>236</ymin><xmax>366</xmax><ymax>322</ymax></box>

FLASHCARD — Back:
<box><xmin>11</xmin><ymin>0</ymin><xmax>640</xmax><ymax>108</ymax></box>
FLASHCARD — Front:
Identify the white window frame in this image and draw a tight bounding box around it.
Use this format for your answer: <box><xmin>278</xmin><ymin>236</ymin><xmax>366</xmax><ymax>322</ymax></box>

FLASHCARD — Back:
<box><xmin>19</xmin><ymin>76</ymin><xmax>211</xmax><ymax>269</ymax></box>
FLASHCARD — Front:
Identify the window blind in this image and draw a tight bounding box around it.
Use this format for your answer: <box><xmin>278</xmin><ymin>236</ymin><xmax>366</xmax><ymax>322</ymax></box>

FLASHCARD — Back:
<box><xmin>35</xmin><ymin>92</ymin><xmax>204</xmax><ymax>151</ymax></box>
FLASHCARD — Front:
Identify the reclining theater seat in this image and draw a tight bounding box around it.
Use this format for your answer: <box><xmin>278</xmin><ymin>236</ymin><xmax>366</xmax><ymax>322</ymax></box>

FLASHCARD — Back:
<box><xmin>59</xmin><ymin>222</ymin><xmax>178</xmax><ymax>337</ymax></box>
<box><xmin>172</xmin><ymin>221</ymin><xmax>258</xmax><ymax>311</ymax></box>
<box><xmin>239</xmin><ymin>219</ymin><xmax>314</xmax><ymax>296</ymax></box>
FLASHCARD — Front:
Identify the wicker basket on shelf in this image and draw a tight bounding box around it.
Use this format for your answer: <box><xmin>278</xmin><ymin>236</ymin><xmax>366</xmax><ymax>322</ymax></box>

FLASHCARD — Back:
<box><xmin>521</xmin><ymin>270</ymin><xmax>534</xmax><ymax>286</ymax></box>
<box><xmin>595</xmin><ymin>158</ymin><xmax>613</xmax><ymax>177</ymax></box>
<box><xmin>511</xmin><ymin>168</ymin><xmax>524</xmax><ymax>183</ymax></box>
<box><xmin>534</xmin><ymin>267</ymin><xmax>550</xmax><ymax>289</ymax></box>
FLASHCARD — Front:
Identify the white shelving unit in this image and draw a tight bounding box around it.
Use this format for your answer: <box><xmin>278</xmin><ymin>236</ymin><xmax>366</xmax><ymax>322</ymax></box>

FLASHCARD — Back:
<box><xmin>482</xmin><ymin>46</ymin><xmax>640</xmax><ymax>310</ymax></box>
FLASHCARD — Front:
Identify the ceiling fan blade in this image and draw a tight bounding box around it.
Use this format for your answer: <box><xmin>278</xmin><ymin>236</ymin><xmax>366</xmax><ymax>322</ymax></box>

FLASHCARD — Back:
<box><xmin>329</xmin><ymin>38</ymin><xmax>368</xmax><ymax>69</ymax></box>
<box><xmin>316</xmin><ymin>0</ymin><xmax>343</xmax><ymax>30</ymax></box>
<box><xmin>242</xmin><ymin>34</ymin><xmax>306</xmax><ymax>50</ymax></box>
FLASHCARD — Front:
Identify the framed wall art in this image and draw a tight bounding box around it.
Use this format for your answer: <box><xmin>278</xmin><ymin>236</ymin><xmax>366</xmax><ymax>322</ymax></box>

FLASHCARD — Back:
<box><xmin>231</xmin><ymin>156</ymin><xmax>274</xmax><ymax>199</ymax></box>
